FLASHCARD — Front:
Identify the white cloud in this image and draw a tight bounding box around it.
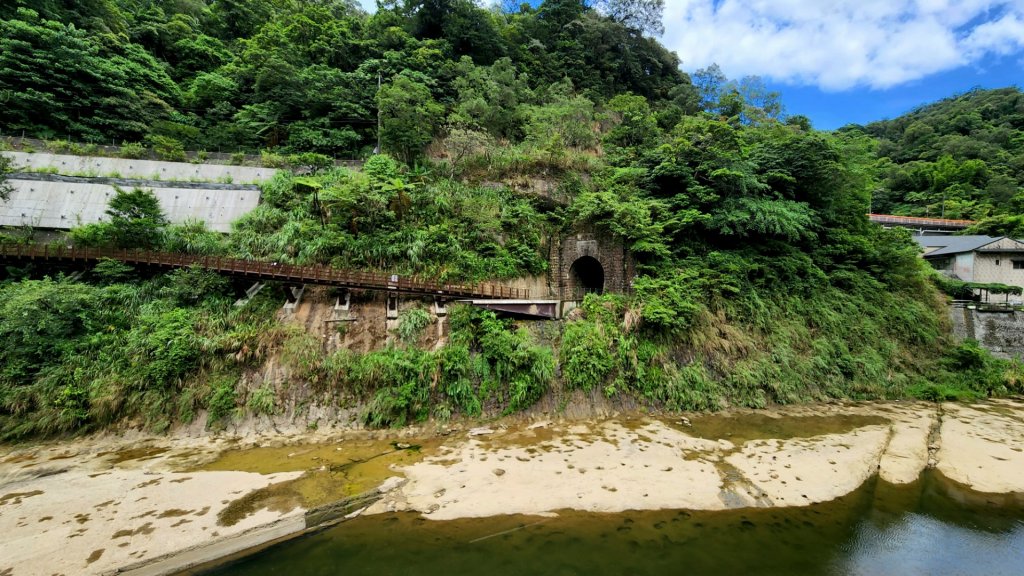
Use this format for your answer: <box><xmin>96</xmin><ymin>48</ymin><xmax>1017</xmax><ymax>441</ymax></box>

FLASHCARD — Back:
<box><xmin>661</xmin><ymin>0</ymin><xmax>1024</xmax><ymax>90</ymax></box>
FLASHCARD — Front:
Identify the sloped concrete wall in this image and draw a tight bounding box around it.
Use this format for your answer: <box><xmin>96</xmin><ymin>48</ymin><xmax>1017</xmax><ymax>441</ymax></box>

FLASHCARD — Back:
<box><xmin>1</xmin><ymin>179</ymin><xmax>259</xmax><ymax>233</ymax></box>
<box><xmin>5</xmin><ymin>152</ymin><xmax>279</xmax><ymax>183</ymax></box>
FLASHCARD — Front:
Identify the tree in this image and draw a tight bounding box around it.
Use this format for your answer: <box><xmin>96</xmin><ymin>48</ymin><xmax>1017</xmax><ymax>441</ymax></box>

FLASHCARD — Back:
<box><xmin>377</xmin><ymin>75</ymin><xmax>443</xmax><ymax>163</ymax></box>
<box><xmin>735</xmin><ymin>76</ymin><xmax>784</xmax><ymax>124</ymax></box>
<box><xmin>106</xmin><ymin>188</ymin><xmax>169</xmax><ymax>249</ymax></box>
<box><xmin>0</xmin><ymin>154</ymin><xmax>14</xmax><ymax>202</ymax></box>
<box><xmin>443</xmin><ymin>125</ymin><xmax>493</xmax><ymax>177</ymax></box>
<box><xmin>0</xmin><ymin>10</ymin><xmax>180</xmax><ymax>141</ymax></box>
<box><xmin>603</xmin><ymin>93</ymin><xmax>661</xmax><ymax>161</ymax></box>
<box><xmin>591</xmin><ymin>0</ymin><xmax>665</xmax><ymax>36</ymax></box>
<box><xmin>692</xmin><ymin>64</ymin><xmax>727</xmax><ymax>112</ymax></box>
<box><xmin>407</xmin><ymin>0</ymin><xmax>506</xmax><ymax>63</ymax></box>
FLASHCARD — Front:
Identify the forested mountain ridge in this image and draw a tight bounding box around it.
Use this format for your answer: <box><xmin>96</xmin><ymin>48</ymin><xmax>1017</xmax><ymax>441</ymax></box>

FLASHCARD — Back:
<box><xmin>0</xmin><ymin>0</ymin><xmax>693</xmax><ymax>154</ymax></box>
<box><xmin>845</xmin><ymin>87</ymin><xmax>1024</xmax><ymax>232</ymax></box>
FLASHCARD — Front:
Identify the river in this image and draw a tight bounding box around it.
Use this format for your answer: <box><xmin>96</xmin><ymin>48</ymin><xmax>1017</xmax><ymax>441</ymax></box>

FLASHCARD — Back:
<box><xmin>205</xmin><ymin>471</ymin><xmax>1024</xmax><ymax>576</ymax></box>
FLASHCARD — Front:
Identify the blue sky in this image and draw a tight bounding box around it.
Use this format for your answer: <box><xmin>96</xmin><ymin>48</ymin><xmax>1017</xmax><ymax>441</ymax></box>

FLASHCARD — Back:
<box><xmin>764</xmin><ymin>56</ymin><xmax>1023</xmax><ymax>130</ymax></box>
<box><xmin>662</xmin><ymin>0</ymin><xmax>1024</xmax><ymax>129</ymax></box>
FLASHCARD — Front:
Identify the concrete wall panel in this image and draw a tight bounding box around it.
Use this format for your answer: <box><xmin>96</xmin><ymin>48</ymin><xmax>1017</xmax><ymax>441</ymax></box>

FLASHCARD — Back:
<box><xmin>5</xmin><ymin>152</ymin><xmax>279</xmax><ymax>183</ymax></box>
<box><xmin>0</xmin><ymin>179</ymin><xmax>259</xmax><ymax>233</ymax></box>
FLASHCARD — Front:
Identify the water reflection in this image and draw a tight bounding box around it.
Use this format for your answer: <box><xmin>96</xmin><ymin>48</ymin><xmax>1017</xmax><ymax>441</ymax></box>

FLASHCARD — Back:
<box><xmin>833</xmin><ymin>474</ymin><xmax>1024</xmax><ymax>576</ymax></box>
<box><xmin>201</xmin><ymin>471</ymin><xmax>1024</xmax><ymax>576</ymax></box>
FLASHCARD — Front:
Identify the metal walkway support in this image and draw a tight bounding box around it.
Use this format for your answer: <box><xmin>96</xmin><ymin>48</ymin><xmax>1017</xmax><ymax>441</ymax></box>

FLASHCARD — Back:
<box><xmin>461</xmin><ymin>299</ymin><xmax>560</xmax><ymax>320</ymax></box>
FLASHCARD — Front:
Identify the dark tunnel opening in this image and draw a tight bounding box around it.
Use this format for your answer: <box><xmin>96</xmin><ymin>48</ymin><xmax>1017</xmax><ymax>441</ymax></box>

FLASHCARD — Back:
<box><xmin>569</xmin><ymin>256</ymin><xmax>604</xmax><ymax>296</ymax></box>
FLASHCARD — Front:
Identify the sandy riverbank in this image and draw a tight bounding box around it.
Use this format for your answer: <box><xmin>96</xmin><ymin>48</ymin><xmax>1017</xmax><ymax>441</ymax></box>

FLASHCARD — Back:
<box><xmin>2</xmin><ymin>400</ymin><xmax>1024</xmax><ymax>575</ymax></box>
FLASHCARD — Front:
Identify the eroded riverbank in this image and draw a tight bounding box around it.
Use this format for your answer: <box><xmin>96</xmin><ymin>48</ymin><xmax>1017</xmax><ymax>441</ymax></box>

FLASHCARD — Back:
<box><xmin>2</xmin><ymin>400</ymin><xmax>1024</xmax><ymax>575</ymax></box>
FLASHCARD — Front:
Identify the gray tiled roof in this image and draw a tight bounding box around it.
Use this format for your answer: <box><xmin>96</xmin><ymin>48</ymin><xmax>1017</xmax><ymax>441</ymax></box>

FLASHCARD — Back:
<box><xmin>913</xmin><ymin>235</ymin><xmax>1004</xmax><ymax>257</ymax></box>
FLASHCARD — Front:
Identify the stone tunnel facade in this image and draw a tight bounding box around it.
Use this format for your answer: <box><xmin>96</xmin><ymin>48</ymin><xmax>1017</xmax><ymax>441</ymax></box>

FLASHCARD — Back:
<box><xmin>549</xmin><ymin>231</ymin><xmax>633</xmax><ymax>299</ymax></box>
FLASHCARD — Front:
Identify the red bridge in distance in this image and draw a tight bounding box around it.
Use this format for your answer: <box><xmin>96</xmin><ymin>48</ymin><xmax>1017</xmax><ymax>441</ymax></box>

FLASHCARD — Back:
<box><xmin>868</xmin><ymin>214</ymin><xmax>976</xmax><ymax>233</ymax></box>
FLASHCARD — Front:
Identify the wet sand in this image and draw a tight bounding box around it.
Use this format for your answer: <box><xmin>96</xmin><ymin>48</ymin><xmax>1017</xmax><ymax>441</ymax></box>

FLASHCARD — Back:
<box><xmin>2</xmin><ymin>400</ymin><xmax>1024</xmax><ymax>575</ymax></box>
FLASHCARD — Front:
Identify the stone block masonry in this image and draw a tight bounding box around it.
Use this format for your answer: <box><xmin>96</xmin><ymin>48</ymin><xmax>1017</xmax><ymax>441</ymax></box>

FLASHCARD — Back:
<box><xmin>551</xmin><ymin>231</ymin><xmax>634</xmax><ymax>299</ymax></box>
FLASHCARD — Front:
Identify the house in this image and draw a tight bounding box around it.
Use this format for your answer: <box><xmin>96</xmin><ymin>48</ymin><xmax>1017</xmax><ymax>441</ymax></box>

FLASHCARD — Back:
<box><xmin>914</xmin><ymin>235</ymin><xmax>1024</xmax><ymax>292</ymax></box>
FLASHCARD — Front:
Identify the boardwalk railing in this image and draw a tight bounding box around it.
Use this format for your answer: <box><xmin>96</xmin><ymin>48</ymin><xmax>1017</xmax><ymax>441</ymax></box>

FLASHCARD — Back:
<box><xmin>0</xmin><ymin>244</ymin><xmax>529</xmax><ymax>300</ymax></box>
<box><xmin>868</xmin><ymin>213</ymin><xmax>975</xmax><ymax>230</ymax></box>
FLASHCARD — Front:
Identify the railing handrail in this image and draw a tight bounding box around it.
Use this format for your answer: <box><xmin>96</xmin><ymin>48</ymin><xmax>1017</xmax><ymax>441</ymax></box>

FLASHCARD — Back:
<box><xmin>0</xmin><ymin>244</ymin><xmax>529</xmax><ymax>299</ymax></box>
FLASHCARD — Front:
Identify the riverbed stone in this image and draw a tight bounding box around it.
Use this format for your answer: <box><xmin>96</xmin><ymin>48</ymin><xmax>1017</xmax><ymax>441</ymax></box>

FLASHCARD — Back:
<box><xmin>936</xmin><ymin>401</ymin><xmax>1024</xmax><ymax>493</ymax></box>
<box><xmin>878</xmin><ymin>405</ymin><xmax>935</xmax><ymax>484</ymax></box>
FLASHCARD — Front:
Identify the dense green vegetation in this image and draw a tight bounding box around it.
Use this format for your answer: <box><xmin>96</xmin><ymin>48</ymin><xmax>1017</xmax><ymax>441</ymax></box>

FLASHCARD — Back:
<box><xmin>0</xmin><ymin>264</ymin><xmax>282</xmax><ymax>437</ymax></box>
<box><xmin>847</xmin><ymin>87</ymin><xmax>1024</xmax><ymax>234</ymax></box>
<box><xmin>0</xmin><ymin>0</ymin><xmax>692</xmax><ymax>156</ymax></box>
<box><xmin>2</xmin><ymin>2</ymin><xmax>1022</xmax><ymax>439</ymax></box>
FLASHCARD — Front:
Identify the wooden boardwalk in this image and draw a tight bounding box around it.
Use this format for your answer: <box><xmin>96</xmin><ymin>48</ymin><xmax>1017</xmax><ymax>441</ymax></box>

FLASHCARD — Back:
<box><xmin>0</xmin><ymin>244</ymin><xmax>529</xmax><ymax>299</ymax></box>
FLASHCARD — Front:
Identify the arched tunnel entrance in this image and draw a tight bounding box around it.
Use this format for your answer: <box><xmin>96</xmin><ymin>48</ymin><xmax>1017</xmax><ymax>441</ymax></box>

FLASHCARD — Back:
<box><xmin>568</xmin><ymin>256</ymin><xmax>604</xmax><ymax>297</ymax></box>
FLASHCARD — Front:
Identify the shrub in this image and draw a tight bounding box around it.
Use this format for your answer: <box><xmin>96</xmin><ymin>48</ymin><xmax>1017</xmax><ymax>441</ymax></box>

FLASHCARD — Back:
<box><xmin>69</xmin><ymin>222</ymin><xmax>115</xmax><ymax>247</ymax></box>
<box><xmin>162</xmin><ymin>220</ymin><xmax>225</xmax><ymax>255</ymax></box>
<box><xmin>145</xmin><ymin>135</ymin><xmax>186</xmax><ymax>162</ymax></box>
<box><xmin>288</xmin><ymin>152</ymin><xmax>333</xmax><ymax>173</ymax></box>
<box><xmin>206</xmin><ymin>375</ymin><xmax>239</xmax><ymax>427</ymax></box>
<box><xmin>397</xmin><ymin>308</ymin><xmax>432</xmax><ymax>345</ymax></box>
<box><xmin>260</xmin><ymin>150</ymin><xmax>289</xmax><ymax>168</ymax></box>
<box><xmin>247</xmin><ymin>384</ymin><xmax>277</xmax><ymax>416</ymax></box>
<box><xmin>359</xmin><ymin>348</ymin><xmax>434</xmax><ymax>427</ymax></box>
<box><xmin>363</xmin><ymin>154</ymin><xmax>401</xmax><ymax>182</ymax></box>
<box><xmin>119</xmin><ymin>141</ymin><xmax>146</xmax><ymax>159</ymax></box>
<box><xmin>47</xmin><ymin>139</ymin><xmax>72</xmax><ymax>153</ymax></box>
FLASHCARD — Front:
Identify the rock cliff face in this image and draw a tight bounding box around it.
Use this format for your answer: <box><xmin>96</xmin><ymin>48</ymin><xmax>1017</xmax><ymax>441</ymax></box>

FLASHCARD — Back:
<box><xmin>949</xmin><ymin>307</ymin><xmax>1024</xmax><ymax>359</ymax></box>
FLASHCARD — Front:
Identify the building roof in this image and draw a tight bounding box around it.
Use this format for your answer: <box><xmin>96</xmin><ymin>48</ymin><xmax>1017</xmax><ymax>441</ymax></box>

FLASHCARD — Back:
<box><xmin>914</xmin><ymin>235</ymin><xmax>1024</xmax><ymax>257</ymax></box>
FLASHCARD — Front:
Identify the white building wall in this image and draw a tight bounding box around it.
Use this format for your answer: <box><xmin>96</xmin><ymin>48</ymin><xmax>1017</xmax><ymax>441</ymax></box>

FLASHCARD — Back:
<box><xmin>972</xmin><ymin>253</ymin><xmax>1024</xmax><ymax>290</ymax></box>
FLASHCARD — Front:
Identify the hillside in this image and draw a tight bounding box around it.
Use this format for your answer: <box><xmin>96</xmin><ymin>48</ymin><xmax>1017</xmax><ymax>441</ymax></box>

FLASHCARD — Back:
<box><xmin>2</xmin><ymin>2</ymin><xmax>1022</xmax><ymax>440</ymax></box>
<box><xmin>0</xmin><ymin>0</ymin><xmax>690</xmax><ymax>156</ymax></box>
<box><xmin>847</xmin><ymin>87</ymin><xmax>1024</xmax><ymax>233</ymax></box>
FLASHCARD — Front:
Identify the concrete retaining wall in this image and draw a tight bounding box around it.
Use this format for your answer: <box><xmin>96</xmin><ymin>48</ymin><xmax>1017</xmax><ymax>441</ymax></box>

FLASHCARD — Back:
<box><xmin>5</xmin><ymin>151</ymin><xmax>279</xmax><ymax>183</ymax></box>
<box><xmin>949</xmin><ymin>307</ymin><xmax>1024</xmax><ymax>360</ymax></box>
<box><xmin>1</xmin><ymin>179</ymin><xmax>260</xmax><ymax>233</ymax></box>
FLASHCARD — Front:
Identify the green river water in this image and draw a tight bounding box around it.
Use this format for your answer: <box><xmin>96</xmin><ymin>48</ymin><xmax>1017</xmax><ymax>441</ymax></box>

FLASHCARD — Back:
<box><xmin>202</xmin><ymin>470</ymin><xmax>1024</xmax><ymax>576</ymax></box>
